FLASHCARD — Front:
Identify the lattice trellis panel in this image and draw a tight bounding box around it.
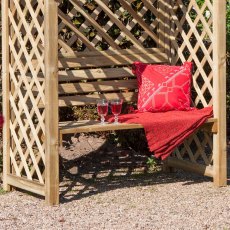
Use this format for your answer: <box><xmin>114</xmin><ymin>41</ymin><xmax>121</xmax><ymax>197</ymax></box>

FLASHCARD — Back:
<box><xmin>170</xmin><ymin>0</ymin><xmax>213</xmax><ymax>108</ymax></box>
<box><xmin>57</xmin><ymin>0</ymin><xmax>168</xmax><ymax>53</ymax></box>
<box><xmin>170</xmin><ymin>0</ymin><xmax>214</xmax><ymax>167</ymax></box>
<box><xmin>174</xmin><ymin>130</ymin><xmax>213</xmax><ymax>166</ymax></box>
<box><xmin>8</xmin><ymin>0</ymin><xmax>45</xmax><ymax>184</ymax></box>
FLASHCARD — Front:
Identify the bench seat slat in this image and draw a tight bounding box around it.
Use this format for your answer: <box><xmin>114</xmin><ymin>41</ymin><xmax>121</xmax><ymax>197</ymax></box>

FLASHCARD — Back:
<box><xmin>59</xmin><ymin>120</ymin><xmax>143</xmax><ymax>134</ymax></box>
<box><xmin>59</xmin><ymin>118</ymin><xmax>217</xmax><ymax>135</ymax></box>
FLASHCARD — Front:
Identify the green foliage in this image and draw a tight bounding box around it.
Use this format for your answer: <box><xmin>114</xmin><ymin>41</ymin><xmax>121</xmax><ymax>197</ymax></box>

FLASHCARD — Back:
<box><xmin>146</xmin><ymin>155</ymin><xmax>161</xmax><ymax>171</ymax></box>
<box><xmin>195</xmin><ymin>0</ymin><xmax>205</xmax><ymax>7</ymax></box>
<box><xmin>73</xmin><ymin>105</ymin><xmax>99</xmax><ymax>121</ymax></box>
<box><xmin>146</xmin><ymin>156</ymin><xmax>157</xmax><ymax>168</ymax></box>
<box><xmin>0</xmin><ymin>188</ymin><xmax>6</xmax><ymax>195</ymax></box>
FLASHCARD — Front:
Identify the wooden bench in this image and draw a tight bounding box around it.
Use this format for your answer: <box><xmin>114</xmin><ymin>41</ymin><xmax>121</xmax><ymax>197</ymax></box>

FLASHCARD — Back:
<box><xmin>57</xmin><ymin>48</ymin><xmax>217</xmax><ymax>145</ymax></box>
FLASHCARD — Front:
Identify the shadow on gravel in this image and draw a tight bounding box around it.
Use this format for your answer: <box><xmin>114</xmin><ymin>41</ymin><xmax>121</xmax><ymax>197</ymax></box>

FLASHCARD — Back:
<box><xmin>59</xmin><ymin>136</ymin><xmax>216</xmax><ymax>204</ymax></box>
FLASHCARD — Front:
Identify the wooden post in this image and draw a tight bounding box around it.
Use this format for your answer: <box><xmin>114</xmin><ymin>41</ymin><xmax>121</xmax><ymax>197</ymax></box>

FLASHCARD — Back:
<box><xmin>44</xmin><ymin>0</ymin><xmax>59</xmax><ymax>205</ymax></box>
<box><xmin>2</xmin><ymin>0</ymin><xmax>11</xmax><ymax>191</ymax></box>
<box><xmin>213</xmin><ymin>0</ymin><xmax>227</xmax><ymax>186</ymax></box>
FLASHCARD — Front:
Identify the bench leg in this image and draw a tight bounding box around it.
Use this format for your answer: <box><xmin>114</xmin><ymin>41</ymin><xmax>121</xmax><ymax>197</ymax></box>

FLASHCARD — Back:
<box><xmin>59</xmin><ymin>132</ymin><xmax>63</xmax><ymax>147</ymax></box>
<box><xmin>162</xmin><ymin>158</ymin><xmax>175</xmax><ymax>173</ymax></box>
<box><xmin>213</xmin><ymin>135</ymin><xmax>227</xmax><ymax>187</ymax></box>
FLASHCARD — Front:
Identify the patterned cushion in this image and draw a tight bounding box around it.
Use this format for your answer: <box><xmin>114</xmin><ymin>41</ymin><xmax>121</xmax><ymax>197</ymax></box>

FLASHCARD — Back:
<box><xmin>132</xmin><ymin>62</ymin><xmax>193</xmax><ymax>112</ymax></box>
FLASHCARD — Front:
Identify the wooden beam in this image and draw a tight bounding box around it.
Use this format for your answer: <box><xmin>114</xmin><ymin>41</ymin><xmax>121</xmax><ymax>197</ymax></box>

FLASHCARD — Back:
<box><xmin>2</xmin><ymin>0</ymin><xmax>11</xmax><ymax>191</ymax></box>
<box><xmin>212</xmin><ymin>0</ymin><xmax>227</xmax><ymax>186</ymax></box>
<box><xmin>58</xmin><ymin>50</ymin><xmax>168</xmax><ymax>68</ymax></box>
<box><xmin>166</xmin><ymin>157</ymin><xmax>214</xmax><ymax>177</ymax></box>
<box><xmin>59</xmin><ymin>120</ymin><xmax>144</xmax><ymax>134</ymax></box>
<box><xmin>200</xmin><ymin>118</ymin><xmax>218</xmax><ymax>134</ymax></box>
<box><xmin>59</xmin><ymin>118</ymin><xmax>217</xmax><ymax>135</ymax></box>
<box><xmin>7</xmin><ymin>174</ymin><xmax>45</xmax><ymax>196</ymax></box>
<box><xmin>44</xmin><ymin>0</ymin><xmax>59</xmax><ymax>205</ymax></box>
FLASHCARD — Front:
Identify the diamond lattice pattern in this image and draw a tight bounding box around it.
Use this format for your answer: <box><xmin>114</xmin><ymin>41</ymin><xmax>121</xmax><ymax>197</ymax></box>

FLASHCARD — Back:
<box><xmin>58</xmin><ymin>0</ymin><xmax>165</xmax><ymax>53</ymax></box>
<box><xmin>175</xmin><ymin>130</ymin><xmax>213</xmax><ymax>166</ymax></box>
<box><xmin>170</xmin><ymin>0</ymin><xmax>214</xmax><ymax>165</ymax></box>
<box><xmin>8</xmin><ymin>0</ymin><xmax>45</xmax><ymax>183</ymax></box>
<box><xmin>170</xmin><ymin>0</ymin><xmax>213</xmax><ymax>108</ymax></box>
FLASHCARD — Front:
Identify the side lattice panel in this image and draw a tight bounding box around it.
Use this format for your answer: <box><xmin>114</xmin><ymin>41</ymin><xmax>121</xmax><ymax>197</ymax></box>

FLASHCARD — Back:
<box><xmin>170</xmin><ymin>0</ymin><xmax>214</xmax><ymax>169</ymax></box>
<box><xmin>8</xmin><ymin>0</ymin><xmax>45</xmax><ymax>187</ymax></box>
<box><xmin>170</xmin><ymin>0</ymin><xmax>213</xmax><ymax>107</ymax></box>
<box><xmin>175</xmin><ymin>130</ymin><xmax>213</xmax><ymax>166</ymax></box>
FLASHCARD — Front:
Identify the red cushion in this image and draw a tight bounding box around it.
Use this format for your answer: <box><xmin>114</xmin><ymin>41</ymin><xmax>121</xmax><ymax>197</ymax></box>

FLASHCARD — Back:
<box><xmin>132</xmin><ymin>61</ymin><xmax>193</xmax><ymax>112</ymax></box>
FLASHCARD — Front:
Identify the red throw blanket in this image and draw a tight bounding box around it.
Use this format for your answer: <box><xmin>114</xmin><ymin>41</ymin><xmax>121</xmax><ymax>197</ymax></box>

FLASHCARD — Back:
<box><xmin>108</xmin><ymin>107</ymin><xmax>213</xmax><ymax>160</ymax></box>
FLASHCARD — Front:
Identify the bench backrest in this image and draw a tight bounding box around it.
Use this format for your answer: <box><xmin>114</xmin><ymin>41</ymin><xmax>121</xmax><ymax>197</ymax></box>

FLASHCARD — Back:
<box><xmin>58</xmin><ymin>48</ymin><xmax>168</xmax><ymax>107</ymax></box>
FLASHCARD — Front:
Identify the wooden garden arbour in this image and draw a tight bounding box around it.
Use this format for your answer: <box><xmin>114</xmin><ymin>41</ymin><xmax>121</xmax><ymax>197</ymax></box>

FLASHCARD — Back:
<box><xmin>1</xmin><ymin>0</ymin><xmax>226</xmax><ymax>205</ymax></box>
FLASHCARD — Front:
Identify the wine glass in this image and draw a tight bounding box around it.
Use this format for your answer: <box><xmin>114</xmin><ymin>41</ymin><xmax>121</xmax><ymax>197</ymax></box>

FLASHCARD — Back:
<box><xmin>110</xmin><ymin>99</ymin><xmax>123</xmax><ymax>124</ymax></box>
<box><xmin>97</xmin><ymin>99</ymin><xmax>108</xmax><ymax>125</ymax></box>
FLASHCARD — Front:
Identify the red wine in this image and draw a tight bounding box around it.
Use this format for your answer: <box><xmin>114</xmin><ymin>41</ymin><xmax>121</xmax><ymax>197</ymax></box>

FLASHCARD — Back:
<box><xmin>97</xmin><ymin>104</ymin><xmax>108</xmax><ymax>116</ymax></box>
<box><xmin>111</xmin><ymin>103</ymin><xmax>122</xmax><ymax>115</ymax></box>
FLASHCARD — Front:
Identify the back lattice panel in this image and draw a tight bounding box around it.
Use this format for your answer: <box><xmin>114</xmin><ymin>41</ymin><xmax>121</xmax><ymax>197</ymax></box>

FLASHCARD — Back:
<box><xmin>57</xmin><ymin>0</ymin><xmax>168</xmax><ymax>53</ymax></box>
<box><xmin>8</xmin><ymin>0</ymin><xmax>45</xmax><ymax>184</ymax></box>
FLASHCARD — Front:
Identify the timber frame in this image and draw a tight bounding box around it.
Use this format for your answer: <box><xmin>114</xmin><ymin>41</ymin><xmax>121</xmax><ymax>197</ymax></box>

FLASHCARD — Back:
<box><xmin>2</xmin><ymin>0</ymin><xmax>227</xmax><ymax>205</ymax></box>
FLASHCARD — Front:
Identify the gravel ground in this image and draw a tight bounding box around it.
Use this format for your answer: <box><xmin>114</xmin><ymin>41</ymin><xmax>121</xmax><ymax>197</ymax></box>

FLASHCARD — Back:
<box><xmin>0</xmin><ymin>134</ymin><xmax>230</xmax><ymax>230</ymax></box>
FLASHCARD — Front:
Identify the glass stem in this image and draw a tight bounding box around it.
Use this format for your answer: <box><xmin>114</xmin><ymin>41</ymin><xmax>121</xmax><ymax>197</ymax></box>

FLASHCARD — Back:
<box><xmin>114</xmin><ymin>115</ymin><xmax>118</xmax><ymax>123</ymax></box>
<box><xmin>101</xmin><ymin>115</ymin><xmax>105</xmax><ymax>124</ymax></box>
